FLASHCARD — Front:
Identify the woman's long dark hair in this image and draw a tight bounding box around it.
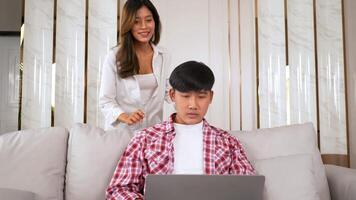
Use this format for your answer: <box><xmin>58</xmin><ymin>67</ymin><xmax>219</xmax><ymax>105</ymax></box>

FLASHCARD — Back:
<box><xmin>117</xmin><ymin>0</ymin><xmax>161</xmax><ymax>78</ymax></box>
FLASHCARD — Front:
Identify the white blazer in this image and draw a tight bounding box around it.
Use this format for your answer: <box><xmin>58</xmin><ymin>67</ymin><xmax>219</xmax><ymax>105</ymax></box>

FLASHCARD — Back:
<box><xmin>99</xmin><ymin>44</ymin><xmax>171</xmax><ymax>131</ymax></box>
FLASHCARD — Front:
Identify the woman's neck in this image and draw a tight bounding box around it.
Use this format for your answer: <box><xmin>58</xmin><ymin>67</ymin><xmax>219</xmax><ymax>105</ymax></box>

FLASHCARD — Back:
<box><xmin>134</xmin><ymin>42</ymin><xmax>152</xmax><ymax>55</ymax></box>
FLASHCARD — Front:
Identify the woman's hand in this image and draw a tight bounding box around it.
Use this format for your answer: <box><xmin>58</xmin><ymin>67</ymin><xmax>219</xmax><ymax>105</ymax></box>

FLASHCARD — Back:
<box><xmin>118</xmin><ymin>110</ymin><xmax>145</xmax><ymax>125</ymax></box>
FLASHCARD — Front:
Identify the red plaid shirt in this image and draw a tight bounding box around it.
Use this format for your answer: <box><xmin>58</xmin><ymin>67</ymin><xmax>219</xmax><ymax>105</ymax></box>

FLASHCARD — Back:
<box><xmin>106</xmin><ymin>114</ymin><xmax>255</xmax><ymax>200</ymax></box>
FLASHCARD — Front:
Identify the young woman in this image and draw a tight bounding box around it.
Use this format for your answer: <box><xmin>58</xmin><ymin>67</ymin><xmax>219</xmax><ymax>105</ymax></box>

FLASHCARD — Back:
<box><xmin>99</xmin><ymin>0</ymin><xmax>170</xmax><ymax>131</ymax></box>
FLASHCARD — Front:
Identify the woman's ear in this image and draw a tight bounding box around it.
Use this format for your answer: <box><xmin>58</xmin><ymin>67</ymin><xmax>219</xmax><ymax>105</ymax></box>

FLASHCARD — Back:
<box><xmin>169</xmin><ymin>89</ymin><xmax>176</xmax><ymax>102</ymax></box>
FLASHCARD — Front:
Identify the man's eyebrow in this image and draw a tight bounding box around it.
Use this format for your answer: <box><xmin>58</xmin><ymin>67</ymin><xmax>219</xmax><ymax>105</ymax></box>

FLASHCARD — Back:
<box><xmin>198</xmin><ymin>90</ymin><xmax>209</xmax><ymax>94</ymax></box>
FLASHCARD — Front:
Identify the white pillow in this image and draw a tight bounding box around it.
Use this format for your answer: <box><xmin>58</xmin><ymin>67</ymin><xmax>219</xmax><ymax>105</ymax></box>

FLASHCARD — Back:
<box><xmin>65</xmin><ymin>123</ymin><xmax>133</xmax><ymax>200</ymax></box>
<box><xmin>254</xmin><ymin>154</ymin><xmax>320</xmax><ymax>200</ymax></box>
<box><xmin>0</xmin><ymin>127</ymin><xmax>68</xmax><ymax>200</ymax></box>
<box><xmin>231</xmin><ymin>123</ymin><xmax>330</xmax><ymax>200</ymax></box>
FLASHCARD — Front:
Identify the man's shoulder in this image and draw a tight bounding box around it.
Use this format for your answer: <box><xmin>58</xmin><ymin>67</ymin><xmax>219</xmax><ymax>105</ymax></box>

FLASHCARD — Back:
<box><xmin>205</xmin><ymin>123</ymin><xmax>240</xmax><ymax>145</ymax></box>
<box><xmin>135</xmin><ymin>121</ymin><xmax>171</xmax><ymax>140</ymax></box>
<box><xmin>205</xmin><ymin>123</ymin><xmax>229</xmax><ymax>137</ymax></box>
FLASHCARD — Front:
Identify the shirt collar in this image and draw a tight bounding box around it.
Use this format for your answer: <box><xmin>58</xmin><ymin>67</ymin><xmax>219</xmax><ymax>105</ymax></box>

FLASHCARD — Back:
<box><xmin>151</xmin><ymin>43</ymin><xmax>164</xmax><ymax>55</ymax></box>
<box><xmin>165</xmin><ymin>113</ymin><xmax>209</xmax><ymax>134</ymax></box>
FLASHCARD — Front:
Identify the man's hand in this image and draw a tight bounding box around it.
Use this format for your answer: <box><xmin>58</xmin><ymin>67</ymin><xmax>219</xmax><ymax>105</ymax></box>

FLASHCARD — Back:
<box><xmin>118</xmin><ymin>110</ymin><xmax>145</xmax><ymax>125</ymax></box>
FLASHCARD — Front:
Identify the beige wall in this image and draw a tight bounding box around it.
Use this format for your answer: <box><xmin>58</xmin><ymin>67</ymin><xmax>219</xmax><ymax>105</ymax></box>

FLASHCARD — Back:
<box><xmin>344</xmin><ymin>0</ymin><xmax>356</xmax><ymax>169</ymax></box>
<box><xmin>0</xmin><ymin>0</ymin><xmax>22</xmax><ymax>32</ymax></box>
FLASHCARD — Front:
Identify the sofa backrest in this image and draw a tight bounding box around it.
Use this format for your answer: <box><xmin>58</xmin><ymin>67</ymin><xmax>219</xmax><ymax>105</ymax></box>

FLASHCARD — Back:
<box><xmin>65</xmin><ymin>122</ymin><xmax>332</xmax><ymax>200</ymax></box>
<box><xmin>0</xmin><ymin>127</ymin><xmax>68</xmax><ymax>200</ymax></box>
<box><xmin>230</xmin><ymin>123</ymin><xmax>331</xmax><ymax>200</ymax></box>
<box><xmin>0</xmin><ymin>122</ymin><xmax>332</xmax><ymax>200</ymax></box>
<box><xmin>65</xmin><ymin>123</ymin><xmax>133</xmax><ymax>200</ymax></box>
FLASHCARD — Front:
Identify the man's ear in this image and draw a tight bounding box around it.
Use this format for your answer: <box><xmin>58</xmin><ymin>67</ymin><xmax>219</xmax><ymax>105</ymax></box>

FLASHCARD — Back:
<box><xmin>169</xmin><ymin>89</ymin><xmax>176</xmax><ymax>102</ymax></box>
<box><xmin>209</xmin><ymin>90</ymin><xmax>214</xmax><ymax>103</ymax></box>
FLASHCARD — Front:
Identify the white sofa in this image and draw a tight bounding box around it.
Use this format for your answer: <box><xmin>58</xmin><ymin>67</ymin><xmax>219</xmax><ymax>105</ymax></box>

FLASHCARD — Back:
<box><xmin>0</xmin><ymin>123</ymin><xmax>355</xmax><ymax>200</ymax></box>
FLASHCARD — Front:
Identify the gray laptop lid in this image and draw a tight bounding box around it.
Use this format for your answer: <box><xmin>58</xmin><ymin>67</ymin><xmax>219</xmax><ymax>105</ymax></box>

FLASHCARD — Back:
<box><xmin>144</xmin><ymin>175</ymin><xmax>265</xmax><ymax>200</ymax></box>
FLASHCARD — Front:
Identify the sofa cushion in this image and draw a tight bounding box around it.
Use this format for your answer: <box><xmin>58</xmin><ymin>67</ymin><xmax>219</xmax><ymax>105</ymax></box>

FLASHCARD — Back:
<box><xmin>65</xmin><ymin>123</ymin><xmax>133</xmax><ymax>200</ymax></box>
<box><xmin>0</xmin><ymin>127</ymin><xmax>68</xmax><ymax>200</ymax></box>
<box><xmin>0</xmin><ymin>188</ymin><xmax>36</xmax><ymax>200</ymax></box>
<box><xmin>231</xmin><ymin>123</ymin><xmax>330</xmax><ymax>200</ymax></box>
<box><xmin>325</xmin><ymin>164</ymin><xmax>356</xmax><ymax>200</ymax></box>
<box><xmin>254</xmin><ymin>154</ymin><xmax>320</xmax><ymax>200</ymax></box>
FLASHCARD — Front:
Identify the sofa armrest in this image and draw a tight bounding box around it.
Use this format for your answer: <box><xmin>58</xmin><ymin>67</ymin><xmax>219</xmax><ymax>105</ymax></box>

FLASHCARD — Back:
<box><xmin>325</xmin><ymin>164</ymin><xmax>356</xmax><ymax>200</ymax></box>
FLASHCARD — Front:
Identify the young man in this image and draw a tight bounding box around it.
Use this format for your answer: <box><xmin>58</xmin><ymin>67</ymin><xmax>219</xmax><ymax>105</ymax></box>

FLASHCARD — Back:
<box><xmin>106</xmin><ymin>61</ymin><xmax>255</xmax><ymax>200</ymax></box>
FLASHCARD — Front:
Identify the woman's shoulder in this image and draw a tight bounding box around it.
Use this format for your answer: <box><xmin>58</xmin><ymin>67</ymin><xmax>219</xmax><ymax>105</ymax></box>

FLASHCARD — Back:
<box><xmin>104</xmin><ymin>46</ymin><xmax>119</xmax><ymax>63</ymax></box>
<box><xmin>108</xmin><ymin>46</ymin><xmax>119</xmax><ymax>56</ymax></box>
<box><xmin>103</xmin><ymin>46</ymin><xmax>116</xmax><ymax>58</ymax></box>
<box><xmin>102</xmin><ymin>47</ymin><xmax>119</xmax><ymax>71</ymax></box>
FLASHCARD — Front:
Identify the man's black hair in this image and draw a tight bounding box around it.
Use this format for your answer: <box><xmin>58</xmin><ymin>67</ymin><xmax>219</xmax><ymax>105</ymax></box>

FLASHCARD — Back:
<box><xmin>169</xmin><ymin>61</ymin><xmax>215</xmax><ymax>92</ymax></box>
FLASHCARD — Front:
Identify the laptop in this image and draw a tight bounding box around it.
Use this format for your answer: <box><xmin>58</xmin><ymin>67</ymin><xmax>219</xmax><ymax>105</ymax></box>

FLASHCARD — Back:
<box><xmin>144</xmin><ymin>174</ymin><xmax>265</xmax><ymax>200</ymax></box>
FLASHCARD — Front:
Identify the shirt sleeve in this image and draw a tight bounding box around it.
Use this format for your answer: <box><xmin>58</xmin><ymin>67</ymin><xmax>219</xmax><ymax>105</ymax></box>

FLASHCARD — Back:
<box><xmin>229</xmin><ymin>137</ymin><xmax>256</xmax><ymax>175</ymax></box>
<box><xmin>106</xmin><ymin>134</ymin><xmax>145</xmax><ymax>200</ymax></box>
<box><xmin>99</xmin><ymin>50</ymin><xmax>125</xmax><ymax>127</ymax></box>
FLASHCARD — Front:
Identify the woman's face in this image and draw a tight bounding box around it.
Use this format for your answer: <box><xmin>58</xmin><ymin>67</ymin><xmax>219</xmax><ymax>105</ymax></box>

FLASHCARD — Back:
<box><xmin>131</xmin><ymin>6</ymin><xmax>155</xmax><ymax>44</ymax></box>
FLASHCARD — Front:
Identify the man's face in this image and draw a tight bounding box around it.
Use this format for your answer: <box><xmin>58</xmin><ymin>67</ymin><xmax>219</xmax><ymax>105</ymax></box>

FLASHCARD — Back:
<box><xmin>169</xmin><ymin>89</ymin><xmax>213</xmax><ymax>125</ymax></box>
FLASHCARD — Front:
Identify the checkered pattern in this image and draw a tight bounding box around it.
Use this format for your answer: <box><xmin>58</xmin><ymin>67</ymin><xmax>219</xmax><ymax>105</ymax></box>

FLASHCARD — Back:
<box><xmin>106</xmin><ymin>114</ymin><xmax>255</xmax><ymax>200</ymax></box>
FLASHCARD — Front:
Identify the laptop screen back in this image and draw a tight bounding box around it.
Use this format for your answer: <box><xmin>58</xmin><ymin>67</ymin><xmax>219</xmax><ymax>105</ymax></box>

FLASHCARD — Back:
<box><xmin>144</xmin><ymin>175</ymin><xmax>265</xmax><ymax>200</ymax></box>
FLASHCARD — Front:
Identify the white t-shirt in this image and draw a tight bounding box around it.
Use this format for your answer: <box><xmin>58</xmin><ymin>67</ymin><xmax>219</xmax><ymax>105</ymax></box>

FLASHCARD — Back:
<box><xmin>135</xmin><ymin>73</ymin><xmax>157</xmax><ymax>105</ymax></box>
<box><xmin>173</xmin><ymin>121</ymin><xmax>204</xmax><ymax>174</ymax></box>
